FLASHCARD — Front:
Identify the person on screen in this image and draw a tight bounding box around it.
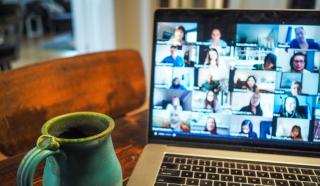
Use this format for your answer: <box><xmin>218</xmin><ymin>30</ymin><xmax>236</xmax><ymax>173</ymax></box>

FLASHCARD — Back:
<box><xmin>204</xmin><ymin>116</ymin><xmax>218</xmax><ymax>135</ymax></box>
<box><xmin>170</xmin><ymin>77</ymin><xmax>186</xmax><ymax>90</ymax></box>
<box><xmin>280</xmin><ymin>96</ymin><xmax>306</xmax><ymax>118</ymax></box>
<box><xmin>254</xmin><ymin>53</ymin><xmax>277</xmax><ymax>70</ymax></box>
<box><xmin>290</xmin><ymin>81</ymin><xmax>302</xmax><ymax>96</ymax></box>
<box><xmin>242</xmin><ymin>75</ymin><xmax>258</xmax><ymax>92</ymax></box>
<box><xmin>209</xmin><ymin>28</ymin><xmax>227</xmax><ymax>48</ymax></box>
<box><xmin>289</xmin><ymin>52</ymin><xmax>310</xmax><ymax>73</ymax></box>
<box><xmin>240</xmin><ymin>93</ymin><xmax>263</xmax><ymax>116</ymax></box>
<box><xmin>204</xmin><ymin>90</ymin><xmax>217</xmax><ymax>113</ymax></box>
<box><xmin>200</xmin><ymin>74</ymin><xmax>220</xmax><ymax>92</ymax></box>
<box><xmin>289</xmin><ymin>125</ymin><xmax>303</xmax><ymax>141</ymax></box>
<box><xmin>239</xmin><ymin>119</ymin><xmax>258</xmax><ymax>139</ymax></box>
<box><xmin>290</xmin><ymin>27</ymin><xmax>320</xmax><ymax>50</ymax></box>
<box><xmin>166</xmin><ymin>96</ymin><xmax>183</xmax><ymax>113</ymax></box>
<box><xmin>161</xmin><ymin>45</ymin><xmax>184</xmax><ymax>67</ymax></box>
<box><xmin>165</xmin><ymin>96</ymin><xmax>189</xmax><ymax>132</ymax></box>
<box><xmin>169</xmin><ymin>25</ymin><xmax>186</xmax><ymax>46</ymax></box>
<box><xmin>204</xmin><ymin>48</ymin><xmax>219</xmax><ymax>67</ymax></box>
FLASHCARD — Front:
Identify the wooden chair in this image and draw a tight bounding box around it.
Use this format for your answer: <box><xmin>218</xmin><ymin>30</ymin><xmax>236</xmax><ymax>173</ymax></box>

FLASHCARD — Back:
<box><xmin>0</xmin><ymin>50</ymin><xmax>146</xmax><ymax>157</ymax></box>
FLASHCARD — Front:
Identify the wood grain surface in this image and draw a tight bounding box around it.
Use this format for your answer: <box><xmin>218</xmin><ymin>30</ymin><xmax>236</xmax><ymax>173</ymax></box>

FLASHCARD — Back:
<box><xmin>0</xmin><ymin>50</ymin><xmax>146</xmax><ymax>156</ymax></box>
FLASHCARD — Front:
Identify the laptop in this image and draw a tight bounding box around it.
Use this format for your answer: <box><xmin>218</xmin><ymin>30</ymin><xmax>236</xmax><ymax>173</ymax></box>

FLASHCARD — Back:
<box><xmin>128</xmin><ymin>9</ymin><xmax>320</xmax><ymax>186</ymax></box>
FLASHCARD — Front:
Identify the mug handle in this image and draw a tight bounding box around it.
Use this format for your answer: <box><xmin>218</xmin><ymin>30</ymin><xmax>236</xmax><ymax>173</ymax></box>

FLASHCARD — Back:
<box><xmin>17</xmin><ymin>135</ymin><xmax>63</xmax><ymax>186</ymax></box>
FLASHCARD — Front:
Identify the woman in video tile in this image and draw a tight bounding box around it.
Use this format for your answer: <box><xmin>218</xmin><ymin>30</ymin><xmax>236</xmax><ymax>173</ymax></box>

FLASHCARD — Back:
<box><xmin>204</xmin><ymin>48</ymin><xmax>219</xmax><ymax>67</ymax></box>
<box><xmin>169</xmin><ymin>25</ymin><xmax>186</xmax><ymax>46</ymax></box>
<box><xmin>280</xmin><ymin>96</ymin><xmax>306</xmax><ymax>118</ymax></box>
<box><xmin>289</xmin><ymin>52</ymin><xmax>311</xmax><ymax>73</ymax></box>
<box><xmin>290</xmin><ymin>27</ymin><xmax>320</xmax><ymax>50</ymax></box>
<box><xmin>204</xmin><ymin>90</ymin><xmax>217</xmax><ymax>113</ymax></box>
<box><xmin>239</xmin><ymin>119</ymin><xmax>258</xmax><ymax>139</ymax></box>
<box><xmin>289</xmin><ymin>125</ymin><xmax>303</xmax><ymax>141</ymax></box>
<box><xmin>240</xmin><ymin>92</ymin><xmax>263</xmax><ymax>116</ymax></box>
<box><xmin>170</xmin><ymin>77</ymin><xmax>186</xmax><ymax>90</ymax></box>
<box><xmin>254</xmin><ymin>53</ymin><xmax>277</xmax><ymax>71</ymax></box>
<box><xmin>290</xmin><ymin>81</ymin><xmax>302</xmax><ymax>96</ymax></box>
<box><xmin>204</xmin><ymin>116</ymin><xmax>218</xmax><ymax>135</ymax></box>
<box><xmin>242</xmin><ymin>75</ymin><xmax>258</xmax><ymax>92</ymax></box>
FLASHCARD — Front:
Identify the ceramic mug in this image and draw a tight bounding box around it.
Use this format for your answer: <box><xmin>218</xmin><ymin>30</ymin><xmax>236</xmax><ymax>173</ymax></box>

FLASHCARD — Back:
<box><xmin>17</xmin><ymin>112</ymin><xmax>122</xmax><ymax>186</ymax></box>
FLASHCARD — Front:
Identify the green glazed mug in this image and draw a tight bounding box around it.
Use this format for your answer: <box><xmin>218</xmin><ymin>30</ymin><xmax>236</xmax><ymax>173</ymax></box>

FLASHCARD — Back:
<box><xmin>17</xmin><ymin>112</ymin><xmax>123</xmax><ymax>186</ymax></box>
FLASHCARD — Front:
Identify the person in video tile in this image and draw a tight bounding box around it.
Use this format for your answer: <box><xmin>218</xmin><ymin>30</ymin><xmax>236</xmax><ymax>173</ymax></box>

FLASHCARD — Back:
<box><xmin>289</xmin><ymin>125</ymin><xmax>303</xmax><ymax>141</ymax></box>
<box><xmin>242</xmin><ymin>75</ymin><xmax>258</xmax><ymax>92</ymax></box>
<box><xmin>204</xmin><ymin>116</ymin><xmax>218</xmax><ymax>135</ymax></box>
<box><xmin>170</xmin><ymin>77</ymin><xmax>186</xmax><ymax>90</ymax></box>
<box><xmin>254</xmin><ymin>53</ymin><xmax>277</xmax><ymax>71</ymax></box>
<box><xmin>240</xmin><ymin>92</ymin><xmax>263</xmax><ymax>116</ymax></box>
<box><xmin>280</xmin><ymin>96</ymin><xmax>306</xmax><ymax>118</ymax></box>
<box><xmin>209</xmin><ymin>28</ymin><xmax>227</xmax><ymax>48</ymax></box>
<box><xmin>204</xmin><ymin>90</ymin><xmax>217</xmax><ymax>112</ymax></box>
<box><xmin>200</xmin><ymin>74</ymin><xmax>220</xmax><ymax>92</ymax></box>
<box><xmin>161</xmin><ymin>45</ymin><xmax>184</xmax><ymax>67</ymax></box>
<box><xmin>239</xmin><ymin>119</ymin><xmax>258</xmax><ymax>139</ymax></box>
<box><xmin>290</xmin><ymin>27</ymin><xmax>320</xmax><ymax>50</ymax></box>
<box><xmin>290</xmin><ymin>52</ymin><xmax>310</xmax><ymax>73</ymax></box>
<box><xmin>290</xmin><ymin>81</ymin><xmax>302</xmax><ymax>96</ymax></box>
<box><xmin>204</xmin><ymin>48</ymin><xmax>219</xmax><ymax>67</ymax></box>
<box><xmin>165</xmin><ymin>97</ymin><xmax>190</xmax><ymax>132</ymax></box>
<box><xmin>169</xmin><ymin>25</ymin><xmax>186</xmax><ymax>46</ymax></box>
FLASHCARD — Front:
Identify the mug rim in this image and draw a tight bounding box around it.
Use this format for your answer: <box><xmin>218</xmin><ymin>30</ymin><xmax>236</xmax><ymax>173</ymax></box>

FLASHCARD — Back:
<box><xmin>41</xmin><ymin>112</ymin><xmax>115</xmax><ymax>143</ymax></box>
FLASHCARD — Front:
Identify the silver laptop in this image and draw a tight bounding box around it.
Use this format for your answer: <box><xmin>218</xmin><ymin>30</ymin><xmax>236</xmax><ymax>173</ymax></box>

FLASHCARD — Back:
<box><xmin>128</xmin><ymin>9</ymin><xmax>320</xmax><ymax>186</ymax></box>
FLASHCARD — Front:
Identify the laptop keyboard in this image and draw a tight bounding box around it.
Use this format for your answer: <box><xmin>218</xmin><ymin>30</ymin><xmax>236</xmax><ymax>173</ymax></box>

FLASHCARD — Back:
<box><xmin>154</xmin><ymin>154</ymin><xmax>320</xmax><ymax>186</ymax></box>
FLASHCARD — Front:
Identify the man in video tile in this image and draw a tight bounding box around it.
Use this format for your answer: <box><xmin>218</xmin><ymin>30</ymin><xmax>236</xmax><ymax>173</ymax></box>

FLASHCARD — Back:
<box><xmin>161</xmin><ymin>45</ymin><xmax>184</xmax><ymax>67</ymax></box>
<box><xmin>290</xmin><ymin>27</ymin><xmax>320</xmax><ymax>50</ymax></box>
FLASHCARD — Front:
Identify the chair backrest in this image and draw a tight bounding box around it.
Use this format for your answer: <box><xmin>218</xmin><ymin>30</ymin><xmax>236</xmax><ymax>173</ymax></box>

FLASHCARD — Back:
<box><xmin>0</xmin><ymin>50</ymin><xmax>146</xmax><ymax>156</ymax></box>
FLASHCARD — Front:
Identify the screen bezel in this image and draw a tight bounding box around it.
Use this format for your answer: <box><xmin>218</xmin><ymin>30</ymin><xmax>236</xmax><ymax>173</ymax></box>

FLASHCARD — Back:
<box><xmin>148</xmin><ymin>9</ymin><xmax>320</xmax><ymax>156</ymax></box>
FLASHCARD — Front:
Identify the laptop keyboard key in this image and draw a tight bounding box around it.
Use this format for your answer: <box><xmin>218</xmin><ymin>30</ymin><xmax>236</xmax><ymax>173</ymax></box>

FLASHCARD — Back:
<box><xmin>249</xmin><ymin>164</ymin><xmax>261</xmax><ymax>171</ymax></box>
<box><xmin>230</xmin><ymin>169</ymin><xmax>242</xmax><ymax>175</ymax></box>
<box><xmin>283</xmin><ymin>174</ymin><xmax>297</xmax><ymax>180</ymax></box>
<box><xmin>161</xmin><ymin>163</ymin><xmax>179</xmax><ymax>170</ymax></box>
<box><xmin>288</xmin><ymin>168</ymin><xmax>301</xmax><ymax>174</ymax></box>
<box><xmin>175</xmin><ymin>158</ymin><xmax>186</xmax><ymax>164</ymax></box>
<box><xmin>163</xmin><ymin>156</ymin><xmax>174</xmax><ymax>163</ymax></box>
<box><xmin>186</xmin><ymin>178</ymin><xmax>199</xmax><ymax>185</ymax></box>
<box><xmin>154</xmin><ymin>182</ymin><xmax>167</xmax><ymax>186</ymax></box>
<box><xmin>156</xmin><ymin>176</ymin><xmax>185</xmax><ymax>184</ymax></box>
<box><xmin>192</xmin><ymin>165</ymin><xmax>204</xmax><ymax>172</ymax></box>
<box><xmin>234</xmin><ymin>176</ymin><xmax>247</xmax><ymax>183</ymax></box>
<box><xmin>257</xmin><ymin>171</ymin><xmax>269</xmax><ymax>178</ymax></box>
<box><xmin>200</xmin><ymin>160</ymin><xmax>211</xmax><ymax>166</ymax></box>
<box><xmin>224</xmin><ymin>162</ymin><xmax>236</xmax><ymax>168</ymax></box>
<box><xmin>310</xmin><ymin>175</ymin><xmax>319</xmax><ymax>182</ymax></box>
<box><xmin>221</xmin><ymin>175</ymin><xmax>233</xmax><ymax>182</ymax></box>
<box><xmin>207</xmin><ymin>173</ymin><xmax>219</xmax><ymax>180</ymax></box>
<box><xmin>194</xmin><ymin>172</ymin><xmax>206</xmax><ymax>179</ymax></box>
<box><xmin>288</xmin><ymin>181</ymin><xmax>302</xmax><ymax>186</ymax></box>
<box><xmin>205</xmin><ymin>166</ymin><xmax>217</xmax><ymax>173</ymax></box>
<box><xmin>227</xmin><ymin>183</ymin><xmax>240</xmax><ymax>186</ymax></box>
<box><xmin>213</xmin><ymin>181</ymin><xmax>226</xmax><ymax>186</ymax></box>
<box><xmin>301</xmin><ymin>169</ymin><xmax>315</xmax><ymax>175</ymax></box>
<box><xmin>262</xmin><ymin>166</ymin><xmax>275</xmax><ymax>172</ymax></box>
<box><xmin>200</xmin><ymin>180</ymin><xmax>213</xmax><ymax>186</ymax></box>
<box><xmin>187</xmin><ymin>159</ymin><xmax>199</xmax><ymax>165</ymax></box>
<box><xmin>237</xmin><ymin>163</ymin><xmax>248</xmax><ymax>169</ymax></box>
<box><xmin>275</xmin><ymin>167</ymin><xmax>288</xmax><ymax>173</ymax></box>
<box><xmin>159</xmin><ymin>169</ymin><xmax>181</xmax><ymax>177</ymax></box>
<box><xmin>261</xmin><ymin>178</ymin><xmax>276</xmax><ymax>185</ymax></box>
<box><xmin>218</xmin><ymin>168</ymin><xmax>230</xmax><ymax>174</ymax></box>
<box><xmin>248</xmin><ymin>177</ymin><xmax>261</xmax><ymax>184</ymax></box>
<box><xmin>243</xmin><ymin>170</ymin><xmax>256</xmax><ymax>177</ymax></box>
<box><xmin>314</xmin><ymin>170</ymin><xmax>320</xmax><ymax>176</ymax></box>
<box><xmin>297</xmin><ymin>175</ymin><xmax>310</xmax><ymax>182</ymax></box>
<box><xmin>181</xmin><ymin>171</ymin><xmax>193</xmax><ymax>178</ymax></box>
<box><xmin>275</xmin><ymin>179</ymin><xmax>289</xmax><ymax>186</ymax></box>
<box><xmin>270</xmin><ymin>172</ymin><xmax>283</xmax><ymax>179</ymax></box>
<box><xmin>303</xmin><ymin>182</ymin><xmax>317</xmax><ymax>186</ymax></box>
<box><xmin>179</xmin><ymin>164</ymin><xmax>191</xmax><ymax>171</ymax></box>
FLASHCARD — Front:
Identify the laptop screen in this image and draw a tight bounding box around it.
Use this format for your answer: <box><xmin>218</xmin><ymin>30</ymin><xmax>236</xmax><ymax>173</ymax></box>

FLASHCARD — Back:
<box><xmin>150</xmin><ymin>9</ymin><xmax>320</xmax><ymax>151</ymax></box>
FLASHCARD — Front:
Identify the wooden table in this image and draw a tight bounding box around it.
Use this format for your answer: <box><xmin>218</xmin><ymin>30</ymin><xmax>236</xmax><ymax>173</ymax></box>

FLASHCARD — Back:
<box><xmin>0</xmin><ymin>110</ymin><xmax>148</xmax><ymax>186</ymax></box>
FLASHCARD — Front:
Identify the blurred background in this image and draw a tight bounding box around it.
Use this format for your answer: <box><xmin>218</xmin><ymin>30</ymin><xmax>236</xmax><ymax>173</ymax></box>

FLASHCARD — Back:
<box><xmin>0</xmin><ymin>0</ymin><xmax>319</xmax><ymax>89</ymax></box>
